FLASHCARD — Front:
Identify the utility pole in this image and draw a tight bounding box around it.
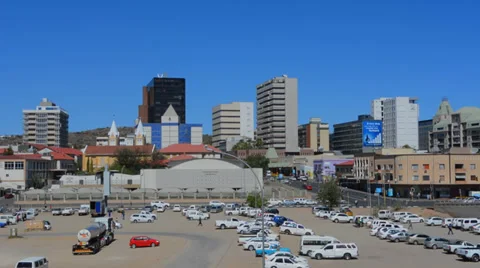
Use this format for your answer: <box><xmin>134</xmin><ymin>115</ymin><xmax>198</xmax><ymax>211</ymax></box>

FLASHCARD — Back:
<box><xmin>383</xmin><ymin>174</ymin><xmax>386</xmax><ymax>207</ymax></box>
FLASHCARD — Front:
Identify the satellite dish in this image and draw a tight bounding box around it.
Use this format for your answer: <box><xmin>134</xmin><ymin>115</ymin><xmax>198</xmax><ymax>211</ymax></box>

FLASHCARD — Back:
<box><xmin>318</xmin><ymin>146</ymin><xmax>324</xmax><ymax>152</ymax></box>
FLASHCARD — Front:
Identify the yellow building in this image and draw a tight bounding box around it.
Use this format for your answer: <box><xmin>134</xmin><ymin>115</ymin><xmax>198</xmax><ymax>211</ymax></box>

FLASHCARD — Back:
<box><xmin>83</xmin><ymin>144</ymin><xmax>155</xmax><ymax>171</ymax></box>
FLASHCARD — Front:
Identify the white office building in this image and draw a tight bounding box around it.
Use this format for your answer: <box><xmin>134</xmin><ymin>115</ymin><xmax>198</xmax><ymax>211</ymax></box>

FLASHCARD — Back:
<box><xmin>23</xmin><ymin>98</ymin><xmax>69</xmax><ymax>147</ymax></box>
<box><xmin>212</xmin><ymin>102</ymin><xmax>254</xmax><ymax>148</ymax></box>
<box><xmin>256</xmin><ymin>75</ymin><xmax>298</xmax><ymax>152</ymax></box>
<box><xmin>371</xmin><ymin>97</ymin><xmax>389</xmax><ymax>120</ymax></box>
<box><xmin>382</xmin><ymin>97</ymin><xmax>419</xmax><ymax>149</ymax></box>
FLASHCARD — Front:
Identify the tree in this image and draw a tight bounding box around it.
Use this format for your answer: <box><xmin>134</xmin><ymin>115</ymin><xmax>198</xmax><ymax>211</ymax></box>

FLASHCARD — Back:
<box><xmin>2</xmin><ymin>146</ymin><xmax>14</xmax><ymax>155</ymax></box>
<box><xmin>317</xmin><ymin>179</ymin><xmax>341</xmax><ymax>207</ymax></box>
<box><xmin>202</xmin><ymin>134</ymin><xmax>213</xmax><ymax>145</ymax></box>
<box><xmin>402</xmin><ymin>144</ymin><xmax>412</xmax><ymax>149</ymax></box>
<box><xmin>30</xmin><ymin>173</ymin><xmax>45</xmax><ymax>189</ymax></box>
<box><xmin>245</xmin><ymin>155</ymin><xmax>270</xmax><ymax>171</ymax></box>
<box><xmin>232</xmin><ymin>139</ymin><xmax>265</xmax><ymax>151</ymax></box>
<box><xmin>112</xmin><ymin>148</ymin><xmax>166</xmax><ymax>175</ymax></box>
<box><xmin>246</xmin><ymin>192</ymin><xmax>266</xmax><ymax>208</ymax></box>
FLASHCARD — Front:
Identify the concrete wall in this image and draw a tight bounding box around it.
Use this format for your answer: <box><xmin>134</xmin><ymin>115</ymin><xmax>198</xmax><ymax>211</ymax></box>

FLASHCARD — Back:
<box><xmin>0</xmin><ymin>160</ymin><xmax>26</xmax><ymax>189</ymax></box>
<box><xmin>285</xmin><ymin>77</ymin><xmax>299</xmax><ymax>152</ymax></box>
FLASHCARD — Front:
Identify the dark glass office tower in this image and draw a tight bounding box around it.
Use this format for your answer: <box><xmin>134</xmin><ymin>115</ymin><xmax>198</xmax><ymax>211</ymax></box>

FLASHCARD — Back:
<box><xmin>139</xmin><ymin>77</ymin><xmax>186</xmax><ymax>123</ymax></box>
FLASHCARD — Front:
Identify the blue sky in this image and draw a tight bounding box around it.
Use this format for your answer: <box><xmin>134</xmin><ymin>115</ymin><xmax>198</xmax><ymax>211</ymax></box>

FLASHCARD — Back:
<box><xmin>1</xmin><ymin>0</ymin><xmax>479</xmax><ymax>135</ymax></box>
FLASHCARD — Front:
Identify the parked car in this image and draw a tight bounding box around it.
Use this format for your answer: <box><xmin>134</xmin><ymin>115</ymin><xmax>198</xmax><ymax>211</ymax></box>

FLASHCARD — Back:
<box><xmin>209</xmin><ymin>200</ymin><xmax>225</xmax><ymax>207</ymax></box>
<box><xmin>61</xmin><ymin>207</ymin><xmax>74</xmax><ymax>216</ymax></box>
<box><xmin>304</xmin><ymin>185</ymin><xmax>313</xmax><ymax>191</ymax></box>
<box><xmin>442</xmin><ymin>218</ymin><xmax>454</xmax><ymax>228</ymax></box>
<box><xmin>456</xmin><ymin>245</ymin><xmax>480</xmax><ymax>262</ymax></box>
<box><xmin>443</xmin><ymin>240</ymin><xmax>475</xmax><ymax>254</ymax></box>
<box><xmin>280</xmin><ymin>222</ymin><xmax>314</xmax><ymax>236</ymax></box>
<box><xmin>267</xmin><ymin>199</ymin><xmax>283</xmax><ymax>207</ymax></box>
<box><xmin>401</xmin><ymin>215</ymin><xmax>425</xmax><ymax>223</ymax></box>
<box><xmin>265</xmin><ymin>251</ymin><xmax>308</xmax><ymax>264</ymax></box>
<box><xmin>330</xmin><ymin>213</ymin><xmax>353</xmax><ymax>223</ymax></box>
<box><xmin>254</xmin><ymin>243</ymin><xmax>289</xmax><ymax>257</ymax></box>
<box><xmin>308</xmin><ymin>243</ymin><xmax>359</xmax><ymax>260</ymax></box>
<box><xmin>130</xmin><ymin>214</ymin><xmax>153</xmax><ymax>223</ymax></box>
<box><xmin>172</xmin><ymin>205</ymin><xmax>182</xmax><ymax>212</ymax></box>
<box><xmin>129</xmin><ymin>236</ymin><xmax>160</xmax><ymax>248</ymax></box>
<box><xmin>425</xmin><ymin>217</ymin><xmax>443</xmax><ymax>226</ymax></box>
<box><xmin>51</xmin><ymin>208</ymin><xmax>62</xmax><ymax>216</ymax></box>
<box><xmin>407</xmin><ymin>234</ymin><xmax>430</xmax><ymax>245</ymax></box>
<box><xmin>424</xmin><ymin>237</ymin><xmax>451</xmax><ymax>249</ymax></box>
<box><xmin>150</xmin><ymin>200</ymin><xmax>170</xmax><ymax>209</ymax></box>
<box><xmin>139</xmin><ymin>211</ymin><xmax>157</xmax><ymax>220</ymax></box>
<box><xmin>78</xmin><ymin>205</ymin><xmax>90</xmax><ymax>216</ymax></box>
<box><xmin>378</xmin><ymin>210</ymin><xmax>391</xmax><ymax>220</ymax></box>
<box><xmin>387</xmin><ymin>231</ymin><xmax>409</xmax><ymax>242</ymax></box>
<box><xmin>265</xmin><ymin>256</ymin><xmax>310</xmax><ymax>268</ymax></box>
<box><xmin>215</xmin><ymin>218</ymin><xmax>243</xmax><ymax>229</ymax></box>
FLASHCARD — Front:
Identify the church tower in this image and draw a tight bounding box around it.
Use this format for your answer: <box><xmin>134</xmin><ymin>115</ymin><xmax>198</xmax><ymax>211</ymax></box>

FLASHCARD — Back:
<box><xmin>135</xmin><ymin>119</ymin><xmax>146</xmax><ymax>145</ymax></box>
<box><xmin>108</xmin><ymin>120</ymin><xmax>120</xmax><ymax>146</ymax></box>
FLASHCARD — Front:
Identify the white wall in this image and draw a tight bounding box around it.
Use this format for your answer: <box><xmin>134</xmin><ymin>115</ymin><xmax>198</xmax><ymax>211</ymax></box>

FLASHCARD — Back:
<box><xmin>161</xmin><ymin>125</ymin><xmax>179</xmax><ymax>148</ymax></box>
<box><xmin>0</xmin><ymin>160</ymin><xmax>26</xmax><ymax>189</ymax></box>
<box><xmin>384</xmin><ymin>97</ymin><xmax>419</xmax><ymax>149</ymax></box>
<box><xmin>190</xmin><ymin>126</ymin><xmax>203</xmax><ymax>144</ymax></box>
<box><xmin>239</xmin><ymin>102</ymin><xmax>254</xmax><ymax>140</ymax></box>
<box><xmin>285</xmin><ymin>78</ymin><xmax>299</xmax><ymax>152</ymax></box>
<box><xmin>59</xmin><ymin>174</ymin><xmax>141</xmax><ymax>186</ymax></box>
<box><xmin>143</xmin><ymin>126</ymin><xmax>152</xmax><ymax>144</ymax></box>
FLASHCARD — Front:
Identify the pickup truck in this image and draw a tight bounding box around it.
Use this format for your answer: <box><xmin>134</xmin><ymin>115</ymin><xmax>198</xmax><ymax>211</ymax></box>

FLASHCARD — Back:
<box><xmin>237</xmin><ymin>230</ymin><xmax>280</xmax><ymax>245</ymax></box>
<box><xmin>78</xmin><ymin>205</ymin><xmax>90</xmax><ymax>216</ymax></box>
<box><xmin>255</xmin><ymin>244</ymin><xmax>290</xmax><ymax>257</ymax></box>
<box><xmin>237</xmin><ymin>222</ymin><xmax>262</xmax><ymax>234</ymax></box>
<box><xmin>61</xmin><ymin>207</ymin><xmax>74</xmax><ymax>216</ymax></box>
<box><xmin>216</xmin><ymin>218</ymin><xmax>243</xmax><ymax>229</ymax></box>
<box><xmin>267</xmin><ymin>199</ymin><xmax>283</xmax><ymax>207</ymax></box>
<box><xmin>280</xmin><ymin>222</ymin><xmax>315</xmax><ymax>236</ymax></box>
<box><xmin>151</xmin><ymin>200</ymin><xmax>170</xmax><ymax>209</ymax></box>
<box><xmin>444</xmin><ymin>240</ymin><xmax>476</xmax><ymax>254</ymax></box>
<box><xmin>456</xmin><ymin>244</ymin><xmax>480</xmax><ymax>262</ymax></box>
<box><xmin>139</xmin><ymin>211</ymin><xmax>157</xmax><ymax>220</ymax></box>
<box><xmin>224</xmin><ymin>208</ymin><xmax>240</xmax><ymax>216</ymax></box>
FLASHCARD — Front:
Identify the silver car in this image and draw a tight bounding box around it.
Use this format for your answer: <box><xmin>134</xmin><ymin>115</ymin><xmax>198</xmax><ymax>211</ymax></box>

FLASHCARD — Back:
<box><xmin>407</xmin><ymin>234</ymin><xmax>430</xmax><ymax>245</ymax></box>
<box><xmin>387</xmin><ymin>231</ymin><xmax>409</xmax><ymax>243</ymax></box>
<box><xmin>424</xmin><ymin>237</ymin><xmax>451</xmax><ymax>249</ymax></box>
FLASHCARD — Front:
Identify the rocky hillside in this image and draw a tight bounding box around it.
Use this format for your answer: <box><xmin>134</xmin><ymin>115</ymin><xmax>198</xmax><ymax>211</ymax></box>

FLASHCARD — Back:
<box><xmin>0</xmin><ymin>129</ymin><xmax>213</xmax><ymax>148</ymax></box>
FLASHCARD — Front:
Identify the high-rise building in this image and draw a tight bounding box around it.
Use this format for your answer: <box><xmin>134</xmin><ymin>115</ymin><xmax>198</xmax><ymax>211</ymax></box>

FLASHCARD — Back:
<box><xmin>23</xmin><ymin>98</ymin><xmax>69</xmax><ymax>147</ymax></box>
<box><xmin>332</xmin><ymin>114</ymin><xmax>376</xmax><ymax>155</ymax></box>
<box><xmin>138</xmin><ymin>76</ymin><xmax>186</xmax><ymax>124</ymax></box>
<box><xmin>371</xmin><ymin>97</ymin><xmax>389</xmax><ymax>120</ymax></box>
<box><xmin>211</xmin><ymin>102</ymin><xmax>254</xmax><ymax>148</ymax></box>
<box><xmin>383</xmin><ymin>97</ymin><xmax>419</xmax><ymax>149</ymax></box>
<box><xmin>298</xmin><ymin>118</ymin><xmax>330</xmax><ymax>151</ymax></box>
<box><xmin>418</xmin><ymin>119</ymin><xmax>433</xmax><ymax>151</ymax></box>
<box><xmin>256</xmin><ymin>75</ymin><xmax>298</xmax><ymax>152</ymax></box>
<box><xmin>430</xmin><ymin>98</ymin><xmax>480</xmax><ymax>152</ymax></box>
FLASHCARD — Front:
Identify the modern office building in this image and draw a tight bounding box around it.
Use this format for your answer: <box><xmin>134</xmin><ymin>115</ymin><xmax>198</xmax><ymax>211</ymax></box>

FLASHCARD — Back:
<box><xmin>383</xmin><ymin>97</ymin><xmax>419</xmax><ymax>149</ymax></box>
<box><xmin>332</xmin><ymin>114</ymin><xmax>375</xmax><ymax>155</ymax></box>
<box><xmin>418</xmin><ymin>119</ymin><xmax>433</xmax><ymax>151</ymax></box>
<box><xmin>430</xmin><ymin>98</ymin><xmax>480</xmax><ymax>152</ymax></box>
<box><xmin>371</xmin><ymin>97</ymin><xmax>389</xmax><ymax>121</ymax></box>
<box><xmin>23</xmin><ymin>98</ymin><xmax>69</xmax><ymax>147</ymax></box>
<box><xmin>138</xmin><ymin>75</ymin><xmax>186</xmax><ymax>124</ymax></box>
<box><xmin>211</xmin><ymin>102</ymin><xmax>254</xmax><ymax>148</ymax></box>
<box><xmin>256</xmin><ymin>75</ymin><xmax>298</xmax><ymax>152</ymax></box>
<box><xmin>143</xmin><ymin>105</ymin><xmax>202</xmax><ymax>149</ymax></box>
<box><xmin>298</xmin><ymin>118</ymin><xmax>330</xmax><ymax>151</ymax></box>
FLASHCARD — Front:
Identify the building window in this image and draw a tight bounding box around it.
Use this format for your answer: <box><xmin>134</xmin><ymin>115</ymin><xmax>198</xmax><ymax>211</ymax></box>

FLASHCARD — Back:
<box><xmin>388</xmin><ymin>164</ymin><xmax>393</xmax><ymax>170</ymax></box>
<box><xmin>4</xmin><ymin>162</ymin><xmax>14</xmax><ymax>170</ymax></box>
<box><xmin>423</xmin><ymin>164</ymin><xmax>430</xmax><ymax>170</ymax></box>
<box><xmin>471</xmin><ymin>164</ymin><xmax>477</xmax><ymax>170</ymax></box>
<box><xmin>411</xmin><ymin>164</ymin><xmax>418</xmax><ymax>171</ymax></box>
<box><xmin>471</xmin><ymin>175</ymin><xmax>478</xmax><ymax>181</ymax></box>
<box><xmin>413</xmin><ymin>175</ymin><xmax>419</xmax><ymax>181</ymax></box>
<box><xmin>423</xmin><ymin>175</ymin><xmax>430</xmax><ymax>181</ymax></box>
<box><xmin>439</xmin><ymin>164</ymin><xmax>445</xmax><ymax>170</ymax></box>
<box><xmin>15</xmin><ymin>162</ymin><xmax>24</xmax><ymax>170</ymax></box>
<box><xmin>377</xmin><ymin>165</ymin><xmax>381</xmax><ymax>170</ymax></box>
<box><xmin>398</xmin><ymin>175</ymin><xmax>403</xmax><ymax>181</ymax></box>
<box><xmin>398</xmin><ymin>164</ymin><xmax>403</xmax><ymax>170</ymax></box>
<box><xmin>439</xmin><ymin>175</ymin><xmax>445</xmax><ymax>182</ymax></box>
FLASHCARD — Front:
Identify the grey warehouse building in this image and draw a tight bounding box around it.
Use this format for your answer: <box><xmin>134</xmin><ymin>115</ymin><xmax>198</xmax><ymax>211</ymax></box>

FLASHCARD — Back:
<box><xmin>141</xmin><ymin>158</ymin><xmax>263</xmax><ymax>193</ymax></box>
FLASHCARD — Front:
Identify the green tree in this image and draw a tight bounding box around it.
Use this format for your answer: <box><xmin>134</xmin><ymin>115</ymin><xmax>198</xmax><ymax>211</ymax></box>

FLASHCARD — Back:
<box><xmin>245</xmin><ymin>155</ymin><xmax>270</xmax><ymax>171</ymax></box>
<box><xmin>232</xmin><ymin>139</ymin><xmax>265</xmax><ymax>151</ymax></box>
<box><xmin>2</xmin><ymin>146</ymin><xmax>14</xmax><ymax>155</ymax></box>
<box><xmin>113</xmin><ymin>148</ymin><xmax>166</xmax><ymax>175</ymax></box>
<box><xmin>30</xmin><ymin>173</ymin><xmax>45</xmax><ymax>189</ymax></box>
<box><xmin>402</xmin><ymin>144</ymin><xmax>412</xmax><ymax>149</ymax></box>
<box><xmin>246</xmin><ymin>193</ymin><xmax>266</xmax><ymax>208</ymax></box>
<box><xmin>202</xmin><ymin>134</ymin><xmax>213</xmax><ymax>145</ymax></box>
<box><xmin>317</xmin><ymin>179</ymin><xmax>341</xmax><ymax>207</ymax></box>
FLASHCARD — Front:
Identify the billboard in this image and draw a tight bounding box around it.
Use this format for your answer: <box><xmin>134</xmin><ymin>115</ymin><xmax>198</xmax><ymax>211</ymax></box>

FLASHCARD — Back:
<box><xmin>362</xmin><ymin>121</ymin><xmax>382</xmax><ymax>147</ymax></box>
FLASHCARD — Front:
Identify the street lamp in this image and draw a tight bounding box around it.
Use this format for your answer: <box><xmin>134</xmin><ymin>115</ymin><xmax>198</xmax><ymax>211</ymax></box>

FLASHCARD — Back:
<box><xmin>205</xmin><ymin>146</ymin><xmax>266</xmax><ymax>268</ymax></box>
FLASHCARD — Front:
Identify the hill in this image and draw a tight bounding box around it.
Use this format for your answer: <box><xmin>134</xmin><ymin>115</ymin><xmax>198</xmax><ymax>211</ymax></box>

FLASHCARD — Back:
<box><xmin>0</xmin><ymin>129</ymin><xmax>213</xmax><ymax>148</ymax></box>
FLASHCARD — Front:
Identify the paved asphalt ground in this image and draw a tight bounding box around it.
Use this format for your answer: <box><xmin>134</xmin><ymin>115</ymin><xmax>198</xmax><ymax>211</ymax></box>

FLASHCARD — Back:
<box><xmin>1</xmin><ymin>206</ymin><xmax>480</xmax><ymax>267</ymax></box>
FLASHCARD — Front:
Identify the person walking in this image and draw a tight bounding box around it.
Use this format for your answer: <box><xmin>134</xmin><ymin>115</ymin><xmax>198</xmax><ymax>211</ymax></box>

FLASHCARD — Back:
<box><xmin>408</xmin><ymin>220</ymin><xmax>413</xmax><ymax>230</ymax></box>
<box><xmin>448</xmin><ymin>223</ymin><xmax>454</xmax><ymax>235</ymax></box>
<box><xmin>121</xmin><ymin>210</ymin><xmax>125</xmax><ymax>221</ymax></box>
<box><xmin>354</xmin><ymin>200</ymin><xmax>358</xmax><ymax>207</ymax></box>
<box><xmin>198</xmin><ymin>217</ymin><xmax>203</xmax><ymax>227</ymax></box>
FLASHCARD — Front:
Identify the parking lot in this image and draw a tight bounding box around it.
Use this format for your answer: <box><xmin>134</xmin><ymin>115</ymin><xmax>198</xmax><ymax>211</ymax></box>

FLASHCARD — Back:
<box><xmin>0</xmin><ymin>207</ymin><xmax>479</xmax><ymax>267</ymax></box>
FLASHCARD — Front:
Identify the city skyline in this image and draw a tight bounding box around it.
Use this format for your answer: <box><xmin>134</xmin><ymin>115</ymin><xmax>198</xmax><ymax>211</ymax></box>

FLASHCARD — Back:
<box><xmin>2</xmin><ymin>1</ymin><xmax>480</xmax><ymax>135</ymax></box>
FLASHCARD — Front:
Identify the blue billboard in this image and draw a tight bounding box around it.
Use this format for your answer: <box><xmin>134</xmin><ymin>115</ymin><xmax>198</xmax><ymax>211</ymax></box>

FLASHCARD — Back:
<box><xmin>362</xmin><ymin>121</ymin><xmax>382</xmax><ymax>147</ymax></box>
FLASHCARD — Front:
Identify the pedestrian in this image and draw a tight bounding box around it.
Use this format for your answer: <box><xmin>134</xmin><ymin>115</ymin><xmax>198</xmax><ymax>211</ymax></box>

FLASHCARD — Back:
<box><xmin>448</xmin><ymin>223</ymin><xmax>454</xmax><ymax>235</ymax></box>
<box><xmin>121</xmin><ymin>210</ymin><xmax>125</xmax><ymax>220</ymax></box>
<box><xmin>354</xmin><ymin>200</ymin><xmax>358</xmax><ymax>207</ymax></box>
<box><xmin>108</xmin><ymin>210</ymin><xmax>111</xmax><ymax>218</ymax></box>
<box><xmin>198</xmin><ymin>217</ymin><xmax>203</xmax><ymax>226</ymax></box>
<box><xmin>408</xmin><ymin>220</ymin><xmax>413</xmax><ymax>230</ymax></box>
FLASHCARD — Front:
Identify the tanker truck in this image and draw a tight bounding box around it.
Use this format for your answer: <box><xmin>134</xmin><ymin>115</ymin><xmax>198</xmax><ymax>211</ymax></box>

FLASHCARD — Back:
<box><xmin>72</xmin><ymin>218</ymin><xmax>115</xmax><ymax>255</ymax></box>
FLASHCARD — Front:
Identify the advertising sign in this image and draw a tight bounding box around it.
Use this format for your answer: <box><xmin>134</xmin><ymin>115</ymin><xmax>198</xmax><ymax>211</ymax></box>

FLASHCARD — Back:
<box><xmin>362</xmin><ymin>121</ymin><xmax>383</xmax><ymax>147</ymax></box>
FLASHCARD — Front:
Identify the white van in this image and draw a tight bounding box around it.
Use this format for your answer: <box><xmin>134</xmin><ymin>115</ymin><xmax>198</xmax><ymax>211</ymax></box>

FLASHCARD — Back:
<box><xmin>377</xmin><ymin>210</ymin><xmax>391</xmax><ymax>219</ymax></box>
<box><xmin>0</xmin><ymin>214</ymin><xmax>16</xmax><ymax>225</ymax></box>
<box><xmin>299</xmin><ymin>235</ymin><xmax>340</xmax><ymax>255</ymax></box>
<box><xmin>461</xmin><ymin>218</ymin><xmax>479</xmax><ymax>231</ymax></box>
<box><xmin>15</xmin><ymin>256</ymin><xmax>49</xmax><ymax>268</ymax></box>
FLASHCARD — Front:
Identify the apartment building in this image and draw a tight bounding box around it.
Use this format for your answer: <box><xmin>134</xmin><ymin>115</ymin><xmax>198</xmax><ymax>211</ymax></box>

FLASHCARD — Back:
<box><xmin>383</xmin><ymin>97</ymin><xmax>419</xmax><ymax>149</ymax></box>
<box><xmin>418</xmin><ymin>119</ymin><xmax>433</xmax><ymax>151</ymax></box>
<box><xmin>298</xmin><ymin>118</ymin><xmax>330</xmax><ymax>151</ymax></box>
<box><xmin>256</xmin><ymin>75</ymin><xmax>298</xmax><ymax>152</ymax></box>
<box><xmin>430</xmin><ymin>98</ymin><xmax>480</xmax><ymax>152</ymax></box>
<box><xmin>212</xmin><ymin>102</ymin><xmax>254</xmax><ymax>148</ymax></box>
<box><xmin>23</xmin><ymin>98</ymin><xmax>69</xmax><ymax>147</ymax></box>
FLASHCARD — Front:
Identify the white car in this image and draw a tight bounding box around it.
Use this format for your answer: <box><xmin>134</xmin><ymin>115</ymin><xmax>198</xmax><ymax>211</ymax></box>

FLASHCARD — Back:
<box><xmin>330</xmin><ymin>213</ymin><xmax>353</xmax><ymax>223</ymax></box>
<box><xmin>304</xmin><ymin>199</ymin><xmax>317</xmax><ymax>205</ymax></box>
<box><xmin>130</xmin><ymin>214</ymin><xmax>153</xmax><ymax>223</ymax></box>
<box><xmin>209</xmin><ymin>200</ymin><xmax>225</xmax><ymax>207</ymax></box>
<box><xmin>379</xmin><ymin>229</ymin><xmax>400</xmax><ymax>240</ymax></box>
<box><xmin>139</xmin><ymin>211</ymin><xmax>157</xmax><ymax>220</ymax></box>
<box><xmin>150</xmin><ymin>200</ymin><xmax>170</xmax><ymax>209</ymax></box>
<box><xmin>401</xmin><ymin>215</ymin><xmax>424</xmax><ymax>223</ymax></box>
<box><xmin>266</xmin><ymin>252</ymin><xmax>309</xmax><ymax>264</ymax></box>
<box><xmin>114</xmin><ymin>221</ymin><xmax>123</xmax><ymax>229</ymax></box>
<box><xmin>308</xmin><ymin>243</ymin><xmax>358</xmax><ymax>260</ymax></box>
<box><xmin>266</xmin><ymin>256</ymin><xmax>310</xmax><ymax>268</ymax></box>
<box><xmin>442</xmin><ymin>218</ymin><xmax>454</xmax><ymax>228</ymax></box>
<box><xmin>243</xmin><ymin>239</ymin><xmax>279</xmax><ymax>251</ymax></box>
<box><xmin>280</xmin><ymin>222</ymin><xmax>314</xmax><ymax>236</ymax></box>
<box><xmin>172</xmin><ymin>205</ymin><xmax>182</xmax><ymax>212</ymax></box>
<box><xmin>425</xmin><ymin>217</ymin><xmax>443</xmax><ymax>226</ymax></box>
<box><xmin>157</xmin><ymin>206</ymin><xmax>165</xmax><ymax>213</ymax></box>
<box><xmin>51</xmin><ymin>208</ymin><xmax>62</xmax><ymax>216</ymax></box>
<box><xmin>187</xmin><ymin>211</ymin><xmax>209</xmax><ymax>220</ymax></box>
<box><xmin>78</xmin><ymin>205</ymin><xmax>90</xmax><ymax>216</ymax></box>
<box><xmin>61</xmin><ymin>207</ymin><xmax>74</xmax><ymax>216</ymax></box>
<box><xmin>315</xmin><ymin>210</ymin><xmax>332</xmax><ymax>219</ymax></box>
<box><xmin>267</xmin><ymin>198</ymin><xmax>283</xmax><ymax>207</ymax></box>
<box><xmin>370</xmin><ymin>226</ymin><xmax>382</xmax><ymax>236</ymax></box>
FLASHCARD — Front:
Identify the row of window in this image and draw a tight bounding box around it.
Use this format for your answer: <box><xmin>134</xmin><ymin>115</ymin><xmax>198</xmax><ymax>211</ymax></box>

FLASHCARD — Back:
<box><xmin>396</xmin><ymin>174</ymin><xmax>478</xmax><ymax>182</ymax></box>
<box><xmin>395</xmin><ymin>163</ymin><xmax>477</xmax><ymax>171</ymax></box>
<box><xmin>4</xmin><ymin>161</ymin><xmax>24</xmax><ymax>170</ymax></box>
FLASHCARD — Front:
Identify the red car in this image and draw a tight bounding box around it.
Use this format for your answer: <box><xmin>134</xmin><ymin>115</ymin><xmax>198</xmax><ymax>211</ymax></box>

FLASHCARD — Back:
<box><xmin>304</xmin><ymin>185</ymin><xmax>313</xmax><ymax>191</ymax></box>
<box><xmin>129</xmin><ymin>236</ymin><xmax>160</xmax><ymax>248</ymax></box>
<box><xmin>4</xmin><ymin>193</ymin><xmax>14</xmax><ymax>199</ymax></box>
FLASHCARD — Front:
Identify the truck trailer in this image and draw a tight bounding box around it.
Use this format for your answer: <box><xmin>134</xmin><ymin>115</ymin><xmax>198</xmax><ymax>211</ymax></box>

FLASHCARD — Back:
<box><xmin>90</xmin><ymin>200</ymin><xmax>106</xmax><ymax>217</ymax></box>
<box><xmin>72</xmin><ymin>218</ymin><xmax>114</xmax><ymax>255</ymax></box>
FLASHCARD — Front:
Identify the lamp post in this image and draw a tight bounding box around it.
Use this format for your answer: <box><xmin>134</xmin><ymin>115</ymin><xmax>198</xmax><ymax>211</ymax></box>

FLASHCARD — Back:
<box><xmin>205</xmin><ymin>146</ymin><xmax>265</xmax><ymax>268</ymax></box>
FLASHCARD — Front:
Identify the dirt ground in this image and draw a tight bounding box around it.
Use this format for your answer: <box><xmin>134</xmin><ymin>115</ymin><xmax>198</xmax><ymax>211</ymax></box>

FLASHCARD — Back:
<box><xmin>0</xmin><ymin>207</ymin><xmax>478</xmax><ymax>268</ymax></box>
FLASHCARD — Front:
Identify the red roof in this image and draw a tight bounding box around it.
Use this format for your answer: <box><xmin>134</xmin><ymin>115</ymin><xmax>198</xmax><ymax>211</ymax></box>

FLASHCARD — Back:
<box><xmin>51</xmin><ymin>152</ymin><xmax>74</xmax><ymax>161</ymax></box>
<box><xmin>84</xmin><ymin>145</ymin><xmax>155</xmax><ymax>156</ymax></box>
<box><xmin>0</xmin><ymin>149</ymin><xmax>5</xmax><ymax>154</ymax></box>
<box><xmin>0</xmin><ymin>154</ymin><xmax>46</xmax><ymax>160</ymax></box>
<box><xmin>26</xmin><ymin>143</ymin><xmax>49</xmax><ymax>150</ymax></box>
<box><xmin>335</xmin><ymin>160</ymin><xmax>354</xmax><ymax>166</ymax></box>
<box><xmin>49</xmin><ymin>147</ymin><xmax>83</xmax><ymax>156</ymax></box>
<box><xmin>159</xmin><ymin>144</ymin><xmax>220</xmax><ymax>154</ymax></box>
<box><xmin>167</xmin><ymin>154</ymin><xmax>195</xmax><ymax>162</ymax></box>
